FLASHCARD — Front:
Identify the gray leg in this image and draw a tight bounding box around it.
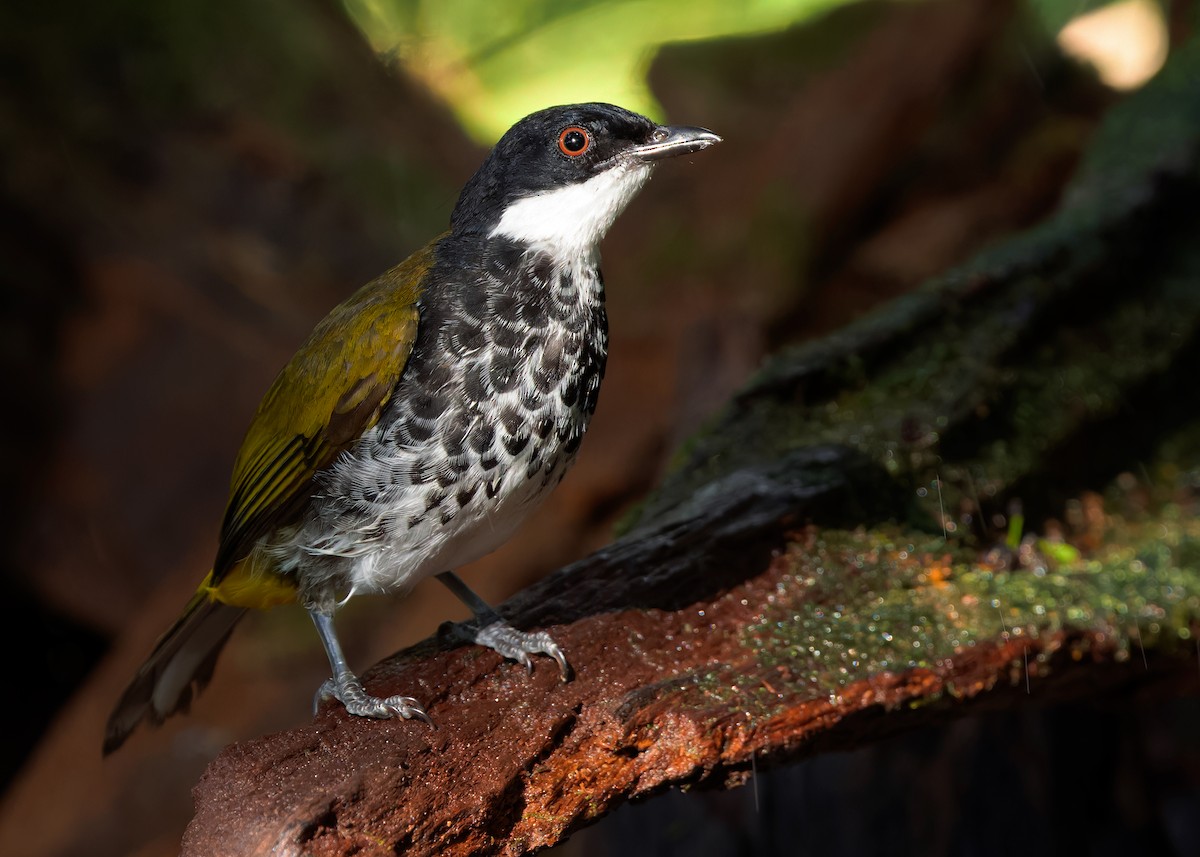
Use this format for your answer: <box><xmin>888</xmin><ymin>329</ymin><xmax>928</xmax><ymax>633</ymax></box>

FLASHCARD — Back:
<box><xmin>436</xmin><ymin>571</ymin><xmax>570</xmax><ymax>681</ymax></box>
<box><xmin>309</xmin><ymin>610</ymin><xmax>431</xmax><ymax>724</ymax></box>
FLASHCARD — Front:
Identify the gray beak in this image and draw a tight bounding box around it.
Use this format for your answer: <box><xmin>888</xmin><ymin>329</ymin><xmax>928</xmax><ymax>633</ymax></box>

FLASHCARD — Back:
<box><xmin>629</xmin><ymin>125</ymin><xmax>722</xmax><ymax>162</ymax></box>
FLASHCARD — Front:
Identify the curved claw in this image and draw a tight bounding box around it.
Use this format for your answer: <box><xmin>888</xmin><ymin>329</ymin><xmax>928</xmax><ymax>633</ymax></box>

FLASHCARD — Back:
<box><xmin>547</xmin><ymin>643</ymin><xmax>572</xmax><ymax>683</ymax></box>
<box><xmin>380</xmin><ymin>694</ymin><xmax>434</xmax><ymax>726</ymax></box>
<box><xmin>469</xmin><ymin>621</ymin><xmax>573</xmax><ymax>682</ymax></box>
<box><xmin>316</xmin><ymin>673</ymin><xmax>434</xmax><ymax>726</ymax></box>
<box><xmin>314</xmin><ymin>678</ymin><xmax>335</xmax><ymax>715</ymax></box>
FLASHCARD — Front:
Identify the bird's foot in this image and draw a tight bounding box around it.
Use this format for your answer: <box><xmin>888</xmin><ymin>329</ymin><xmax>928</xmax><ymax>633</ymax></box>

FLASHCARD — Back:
<box><xmin>314</xmin><ymin>672</ymin><xmax>432</xmax><ymax>724</ymax></box>
<box><xmin>443</xmin><ymin>619</ymin><xmax>571</xmax><ymax>681</ymax></box>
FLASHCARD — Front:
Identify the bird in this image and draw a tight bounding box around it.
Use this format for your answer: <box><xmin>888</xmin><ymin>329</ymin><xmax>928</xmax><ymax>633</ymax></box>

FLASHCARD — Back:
<box><xmin>103</xmin><ymin>102</ymin><xmax>720</xmax><ymax>754</ymax></box>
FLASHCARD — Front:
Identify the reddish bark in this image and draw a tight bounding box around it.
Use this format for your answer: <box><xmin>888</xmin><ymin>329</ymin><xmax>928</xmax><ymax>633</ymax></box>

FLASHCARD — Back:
<box><xmin>184</xmin><ymin>540</ymin><xmax>1190</xmax><ymax>857</ymax></box>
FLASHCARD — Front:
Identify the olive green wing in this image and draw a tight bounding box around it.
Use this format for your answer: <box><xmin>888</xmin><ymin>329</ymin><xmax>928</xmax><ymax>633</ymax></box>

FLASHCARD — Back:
<box><xmin>212</xmin><ymin>242</ymin><xmax>436</xmax><ymax>579</ymax></box>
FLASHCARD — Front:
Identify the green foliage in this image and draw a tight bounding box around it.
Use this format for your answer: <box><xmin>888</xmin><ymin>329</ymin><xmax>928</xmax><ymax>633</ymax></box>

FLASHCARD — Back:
<box><xmin>342</xmin><ymin>0</ymin><xmax>848</xmax><ymax>140</ymax></box>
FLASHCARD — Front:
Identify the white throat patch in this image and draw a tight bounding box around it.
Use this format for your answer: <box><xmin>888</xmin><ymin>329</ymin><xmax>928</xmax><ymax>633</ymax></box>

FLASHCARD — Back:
<box><xmin>489</xmin><ymin>162</ymin><xmax>654</xmax><ymax>259</ymax></box>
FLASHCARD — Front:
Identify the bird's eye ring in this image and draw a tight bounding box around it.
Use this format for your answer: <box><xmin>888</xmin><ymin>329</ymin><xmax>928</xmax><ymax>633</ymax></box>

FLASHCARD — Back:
<box><xmin>558</xmin><ymin>126</ymin><xmax>591</xmax><ymax>157</ymax></box>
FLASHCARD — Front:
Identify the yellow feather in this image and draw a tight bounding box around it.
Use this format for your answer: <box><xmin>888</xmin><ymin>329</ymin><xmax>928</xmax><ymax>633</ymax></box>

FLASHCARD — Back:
<box><xmin>212</xmin><ymin>237</ymin><xmax>439</xmax><ymax>582</ymax></box>
<box><xmin>198</xmin><ymin>559</ymin><xmax>299</xmax><ymax>610</ymax></box>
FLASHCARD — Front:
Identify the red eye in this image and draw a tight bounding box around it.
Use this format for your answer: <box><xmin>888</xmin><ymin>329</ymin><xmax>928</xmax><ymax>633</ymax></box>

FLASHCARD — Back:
<box><xmin>557</xmin><ymin>126</ymin><xmax>590</xmax><ymax>157</ymax></box>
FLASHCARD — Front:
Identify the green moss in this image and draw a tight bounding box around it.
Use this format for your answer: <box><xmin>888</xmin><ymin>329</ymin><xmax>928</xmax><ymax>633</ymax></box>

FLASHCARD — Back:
<box><xmin>744</xmin><ymin>504</ymin><xmax>1200</xmax><ymax>700</ymax></box>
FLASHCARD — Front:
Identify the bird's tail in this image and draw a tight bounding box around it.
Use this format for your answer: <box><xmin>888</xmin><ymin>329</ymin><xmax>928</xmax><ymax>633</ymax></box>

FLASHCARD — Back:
<box><xmin>103</xmin><ymin>586</ymin><xmax>246</xmax><ymax>755</ymax></box>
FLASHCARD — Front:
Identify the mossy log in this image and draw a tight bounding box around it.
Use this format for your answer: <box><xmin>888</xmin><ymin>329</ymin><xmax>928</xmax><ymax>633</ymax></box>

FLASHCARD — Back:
<box><xmin>184</xmin><ymin>44</ymin><xmax>1200</xmax><ymax>857</ymax></box>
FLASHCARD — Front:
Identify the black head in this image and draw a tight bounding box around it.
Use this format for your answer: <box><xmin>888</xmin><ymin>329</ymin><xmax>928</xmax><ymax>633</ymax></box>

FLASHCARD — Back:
<box><xmin>450</xmin><ymin>103</ymin><xmax>720</xmax><ymax>244</ymax></box>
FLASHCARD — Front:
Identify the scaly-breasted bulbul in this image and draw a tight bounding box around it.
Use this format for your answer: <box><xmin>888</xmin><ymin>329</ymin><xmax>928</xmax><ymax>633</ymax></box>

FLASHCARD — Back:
<box><xmin>104</xmin><ymin>102</ymin><xmax>719</xmax><ymax>754</ymax></box>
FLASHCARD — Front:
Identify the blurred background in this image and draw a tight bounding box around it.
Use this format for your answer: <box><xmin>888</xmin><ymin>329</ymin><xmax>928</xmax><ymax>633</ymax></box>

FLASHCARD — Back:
<box><xmin>0</xmin><ymin>0</ymin><xmax>1195</xmax><ymax>855</ymax></box>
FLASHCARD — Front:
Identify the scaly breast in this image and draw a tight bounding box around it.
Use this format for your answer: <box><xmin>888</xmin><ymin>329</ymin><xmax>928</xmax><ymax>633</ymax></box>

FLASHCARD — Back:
<box><xmin>300</xmin><ymin>249</ymin><xmax>608</xmax><ymax>592</ymax></box>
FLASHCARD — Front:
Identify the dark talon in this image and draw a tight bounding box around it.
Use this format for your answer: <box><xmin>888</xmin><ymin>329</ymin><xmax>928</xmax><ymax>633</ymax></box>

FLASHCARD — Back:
<box><xmin>551</xmin><ymin>648</ymin><xmax>572</xmax><ymax>682</ymax></box>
